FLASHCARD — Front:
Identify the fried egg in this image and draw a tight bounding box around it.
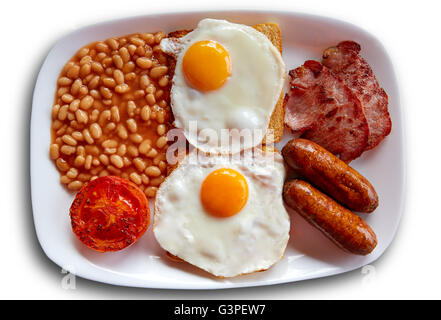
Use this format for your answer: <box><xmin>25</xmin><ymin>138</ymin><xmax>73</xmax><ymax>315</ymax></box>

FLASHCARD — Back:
<box><xmin>160</xmin><ymin>19</ymin><xmax>286</xmax><ymax>153</ymax></box>
<box><xmin>153</xmin><ymin>148</ymin><xmax>290</xmax><ymax>277</ymax></box>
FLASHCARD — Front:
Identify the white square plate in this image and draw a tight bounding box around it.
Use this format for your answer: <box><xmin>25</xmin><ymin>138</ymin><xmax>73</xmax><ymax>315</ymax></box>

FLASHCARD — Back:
<box><xmin>31</xmin><ymin>10</ymin><xmax>405</xmax><ymax>289</ymax></box>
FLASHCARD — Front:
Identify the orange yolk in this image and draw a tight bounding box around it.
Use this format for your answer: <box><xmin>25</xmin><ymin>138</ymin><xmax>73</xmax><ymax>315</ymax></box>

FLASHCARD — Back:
<box><xmin>182</xmin><ymin>40</ymin><xmax>231</xmax><ymax>91</ymax></box>
<box><xmin>200</xmin><ymin>168</ymin><xmax>248</xmax><ymax>218</ymax></box>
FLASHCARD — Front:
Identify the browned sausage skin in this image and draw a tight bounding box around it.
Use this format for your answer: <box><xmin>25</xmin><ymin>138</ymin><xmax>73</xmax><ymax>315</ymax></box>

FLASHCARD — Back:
<box><xmin>283</xmin><ymin>179</ymin><xmax>377</xmax><ymax>255</ymax></box>
<box><xmin>282</xmin><ymin>138</ymin><xmax>378</xmax><ymax>213</ymax></box>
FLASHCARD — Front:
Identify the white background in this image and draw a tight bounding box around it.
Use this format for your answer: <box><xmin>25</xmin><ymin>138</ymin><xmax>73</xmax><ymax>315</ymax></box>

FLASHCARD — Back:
<box><xmin>0</xmin><ymin>0</ymin><xmax>439</xmax><ymax>299</ymax></box>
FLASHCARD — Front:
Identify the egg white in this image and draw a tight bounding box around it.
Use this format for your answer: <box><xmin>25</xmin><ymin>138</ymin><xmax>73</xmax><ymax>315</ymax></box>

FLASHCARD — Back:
<box><xmin>153</xmin><ymin>149</ymin><xmax>290</xmax><ymax>277</ymax></box>
<box><xmin>160</xmin><ymin>19</ymin><xmax>286</xmax><ymax>154</ymax></box>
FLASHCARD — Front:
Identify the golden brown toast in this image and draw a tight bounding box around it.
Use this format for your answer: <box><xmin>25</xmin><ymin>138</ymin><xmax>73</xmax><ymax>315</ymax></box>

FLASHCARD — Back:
<box><xmin>166</xmin><ymin>22</ymin><xmax>286</xmax><ymax>144</ymax></box>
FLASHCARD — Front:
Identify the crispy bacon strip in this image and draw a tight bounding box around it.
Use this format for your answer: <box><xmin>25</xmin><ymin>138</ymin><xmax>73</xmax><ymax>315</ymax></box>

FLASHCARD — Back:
<box><xmin>284</xmin><ymin>60</ymin><xmax>369</xmax><ymax>162</ymax></box>
<box><xmin>322</xmin><ymin>41</ymin><xmax>391</xmax><ymax>149</ymax></box>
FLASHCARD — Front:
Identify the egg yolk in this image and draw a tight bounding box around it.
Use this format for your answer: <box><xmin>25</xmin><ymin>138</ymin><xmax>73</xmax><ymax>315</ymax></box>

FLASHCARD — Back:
<box><xmin>182</xmin><ymin>40</ymin><xmax>231</xmax><ymax>91</ymax></box>
<box><xmin>200</xmin><ymin>168</ymin><xmax>248</xmax><ymax>218</ymax></box>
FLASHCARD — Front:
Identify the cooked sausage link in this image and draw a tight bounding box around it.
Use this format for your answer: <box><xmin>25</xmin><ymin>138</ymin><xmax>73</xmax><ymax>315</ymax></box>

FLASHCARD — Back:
<box><xmin>282</xmin><ymin>138</ymin><xmax>378</xmax><ymax>213</ymax></box>
<box><xmin>283</xmin><ymin>179</ymin><xmax>377</xmax><ymax>255</ymax></box>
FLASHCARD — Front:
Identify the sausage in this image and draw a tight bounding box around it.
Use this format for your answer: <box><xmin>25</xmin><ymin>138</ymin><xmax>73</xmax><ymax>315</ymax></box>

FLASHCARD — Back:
<box><xmin>281</xmin><ymin>138</ymin><xmax>378</xmax><ymax>213</ymax></box>
<box><xmin>283</xmin><ymin>179</ymin><xmax>377</xmax><ymax>255</ymax></box>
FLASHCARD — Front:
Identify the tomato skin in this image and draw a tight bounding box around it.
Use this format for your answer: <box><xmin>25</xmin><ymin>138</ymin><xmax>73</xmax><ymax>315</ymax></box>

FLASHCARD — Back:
<box><xmin>70</xmin><ymin>176</ymin><xmax>150</xmax><ymax>252</ymax></box>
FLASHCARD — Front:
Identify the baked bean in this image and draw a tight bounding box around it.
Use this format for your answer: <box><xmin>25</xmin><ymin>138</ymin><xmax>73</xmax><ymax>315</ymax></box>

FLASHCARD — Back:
<box><xmin>140</xmin><ymin>105</ymin><xmax>151</xmax><ymax>121</ymax></box>
<box><xmin>80</xmin><ymin>95</ymin><xmax>94</xmax><ymax>110</ymax></box>
<box><xmin>133</xmin><ymin>158</ymin><xmax>146</xmax><ymax>172</ymax></box>
<box><xmin>141</xmin><ymin>33</ymin><xmax>155</xmax><ymax>45</ymax></box>
<box><xmin>75</xmin><ymin>109</ymin><xmax>88</xmax><ymax>124</ymax></box>
<box><xmin>92</xmin><ymin>158</ymin><xmax>100</xmax><ymax>166</ymax></box>
<box><xmin>49</xmin><ymin>144</ymin><xmax>60</xmax><ymax>160</ymax></box>
<box><xmin>60</xmin><ymin>175</ymin><xmax>72</xmax><ymax>184</ymax></box>
<box><xmin>150</xmin><ymin>66</ymin><xmax>168</xmax><ymax>79</ymax></box>
<box><xmin>156</xmin><ymin>136</ymin><xmax>168</xmax><ymax>149</ymax></box>
<box><xmin>129</xmin><ymin>172</ymin><xmax>142</xmax><ymax>185</ymax></box>
<box><xmin>127</xmin><ymin>145</ymin><xmax>139</xmax><ymax>157</ymax></box>
<box><xmin>158</xmin><ymin>76</ymin><xmax>169</xmax><ymax>87</ymax></box>
<box><xmin>100</xmin><ymin>86</ymin><xmax>112</xmax><ymax>99</ymax></box>
<box><xmin>78</xmin><ymin>173</ymin><xmax>92</xmax><ymax>182</ymax></box>
<box><xmin>105</xmin><ymin>122</ymin><xmax>116</xmax><ymax>132</ymax></box>
<box><xmin>141</xmin><ymin>174</ymin><xmax>150</xmax><ymax>185</ymax></box>
<box><xmin>107</xmin><ymin>38</ymin><xmax>119</xmax><ymax>50</ymax></box>
<box><xmin>139</xmin><ymin>74</ymin><xmax>150</xmax><ymax>89</ymax></box>
<box><xmin>110</xmin><ymin>155</ymin><xmax>124</xmax><ymax>168</ymax></box>
<box><xmin>136</xmin><ymin>57</ymin><xmax>152</xmax><ymax>69</ymax></box>
<box><xmin>113</xmin><ymin>69</ymin><xmax>124</xmax><ymax>84</ymax></box>
<box><xmin>56</xmin><ymin>125</ymin><xmax>67</xmax><ymax>136</ymax></box>
<box><xmin>89</xmin><ymin>123</ymin><xmax>102</xmax><ymax>139</ymax></box>
<box><xmin>126</xmin><ymin>118</ymin><xmax>137</xmax><ymax>133</ymax></box>
<box><xmin>80</xmin><ymin>63</ymin><xmax>92</xmax><ymax>77</ymax></box>
<box><xmin>115</xmin><ymin>83</ymin><xmax>129</xmax><ymax>93</ymax></box>
<box><xmin>87</xmin><ymin>76</ymin><xmax>100</xmax><ymax>90</ymax></box>
<box><xmin>67</xmin><ymin>64</ymin><xmax>80</xmax><ymax>79</ymax></box>
<box><xmin>58</xmin><ymin>105</ymin><xmax>69</xmax><ymax>121</ymax></box>
<box><xmin>62</xmin><ymin>134</ymin><xmax>77</xmax><ymax>146</ymax></box>
<box><xmin>91</xmin><ymin>61</ymin><xmax>104</xmax><ymax>73</ymax></box>
<box><xmin>69</xmin><ymin>99</ymin><xmax>80</xmax><ymax>112</ymax></box>
<box><xmin>119</xmin><ymin>47</ymin><xmax>130</xmax><ymax>62</ymax></box>
<box><xmin>74</xmin><ymin>155</ymin><xmax>86</xmax><ymax>167</ymax></box>
<box><xmin>58</xmin><ymin>87</ymin><xmax>69</xmax><ymax>97</ymax></box>
<box><xmin>146</xmin><ymin>83</ymin><xmax>156</xmax><ymax>94</ymax></box>
<box><xmin>99</xmin><ymin>154</ymin><xmax>109</xmax><ymax>165</ymax></box>
<box><xmin>145</xmin><ymin>166</ymin><xmax>161</xmax><ymax>177</ymax></box>
<box><xmin>77</xmin><ymin>47</ymin><xmax>89</xmax><ymax>58</ymax></box>
<box><xmin>66</xmin><ymin>168</ymin><xmax>79</xmax><ymax>179</ymax></box>
<box><xmin>110</xmin><ymin>106</ymin><xmax>120</xmax><ymax>122</ymax></box>
<box><xmin>146</xmin><ymin>148</ymin><xmax>158</xmax><ymax>158</ymax></box>
<box><xmin>134</xmin><ymin>90</ymin><xmax>145</xmax><ymax>99</ymax></box>
<box><xmin>90</xmin><ymin>109</ymin><xmax>100</xmax><ymax>122</ymax></box>
<box><xmin>84</xmin><ymin>155</ymin><xmax>93</xmax><ymax>170</ymax></box>
<box><xmin>102</xmin><ymin>139</ymin><xmax>118</xmax><ymax>149</ymax></box>
<box><xmin>71</xmin><ymin>131</ymin><xmax>84</xmax><ymax>141</ymax></box>
<box><xmin>56</xmin><ymin>158</ymin><xmax>69</xmax><ymax>171</ymax></box>
<box><xmin>61</xmin><ymin>145</ymin><xmax>76</xmax><ymax>155</ymax></box>
<box><xmin>158</xmin><ymin>160</ymin><xmax>167</xmax><ymax>172</ymax></box>
<box><xmin>80</xmin><ymin>55</ymin><xmax>92</xmax><ymax>65</ymax></box>
<box><xmin>127</xmin><ymin>101</ymin><xmax>136</xmax><ymax>117</ymax></box>
<box><xmin>129</xmin><ymin>133</ymin><xmax>143</xmax><ymax>144</ymax></box>
<box><xmin>52</xmin><ymin>120</ymin><xmax>63</xmax><ymax>130</ymax></box>
<box><xmin>156</xmin><ymin>124</ymin><xmax>166</xmax><ymax>136</ymax></box>
<box><xmin>78</xmin><ymin>85</ymin><xmax>89</xmax><ymax>97</ymax></box>
<box><xmin>102</xmin><ymin>77</ymin><xmax>116</xmax><ymax>88</ymax></box>
<box><xmin>117</xmin><ymin>144</ymin><xmax>127</xmax><ymax>156</ymax></box>
<box><xmin>82</xmin><ymin>128</ymin><xmax>94</xmax><ymax>144</ymax></box>
<box><xmin>122</xmin><ymin>61</ymin><xmax>135</xmax><ymax>73</ymax></box>
<box><xmin>150</xmin><ymin>175</ymin><xmax>165</xmax><ymax>187</ymax></box>
<box><xmin>112</xmin><ymin>54</ymin><xmax>124</xmax><ymax>69</ymax></box>
<box><xmin>145</xmin><ymin>186</ymin><xmax>157</xmax><ymax>198</ymax></box>
<box><xmin>156</xmin><ymin>110</ymin><xmax>166</xmax><ymax>124</ymax></box>
<box><xmin>98</xmin><ymin>109</ymin><xmax>111</xmax><ymax>126</ymax></box>
<box><xmin>99</xmin><ymin>169</ymin><xmax>109</xmax><ymax>177</ymax></box>
<box><xmin>52</xmin><ymin>104</ymin><xmax>60</xmax><ymax>119</ymax></box>
<box><xmin>125</xmin><ymin>72</ymin><xmax>136</xmax><ymax>82</ymax></box>
<box><xmin>116</xmin><ymin>124</ymin><xmax>128</xmax><ymax>140</ymax></box>
<box><xmin>76</xmin><ymin>145</ymin><xmax>86</xmax><ymax>156</ymax></box>
<box><xmin>146</xmin><ymin>93</ymin><xmax>156</xmax><ymax>106</ymax></box>
<box><xmin>67</xmin><ymin>180</ymin><xmax>83</xmax><ymax>191</ymax></box>
<box><xmin>58</xmin><ymin>77</ymin><xmax>72</xmax><ymax>86</ymax></box>
<box><xmin>107</xmin><ymin>165</ymin><xmax>122</xmax><ymax>175</ymax></box>
<box><xmin>152</xmin><ymin>153</ymin><xmax>164</xmax><ymax>166</ymax></box>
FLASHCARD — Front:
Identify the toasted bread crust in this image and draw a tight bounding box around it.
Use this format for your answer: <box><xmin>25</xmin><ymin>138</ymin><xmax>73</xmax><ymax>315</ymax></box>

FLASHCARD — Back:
<box><xmin>166</xmin><ymin>22</ymin><xmax>285</xmax><ymax>144</ymax></box>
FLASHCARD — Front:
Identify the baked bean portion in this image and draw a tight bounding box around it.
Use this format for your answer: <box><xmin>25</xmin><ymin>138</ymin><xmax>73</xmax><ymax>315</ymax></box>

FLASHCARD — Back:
<box><xmin>50</xmin><ymin>31</ymin><xmax>171</xmax><ymax>198</ymax></box>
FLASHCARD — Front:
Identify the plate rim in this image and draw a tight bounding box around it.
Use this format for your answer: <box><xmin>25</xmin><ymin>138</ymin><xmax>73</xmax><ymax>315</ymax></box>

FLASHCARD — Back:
<box><xmin>30</xmin><ymin>8</ymin><xmax>406</xmax><ymax>290</ymax></box>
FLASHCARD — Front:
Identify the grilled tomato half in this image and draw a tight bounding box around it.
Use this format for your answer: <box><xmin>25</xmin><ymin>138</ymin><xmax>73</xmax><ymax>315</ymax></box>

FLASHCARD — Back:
<box><xmin>70</xmin><ymin>176</ymin><xmax>150</xmax><ymax>252</ymax></box>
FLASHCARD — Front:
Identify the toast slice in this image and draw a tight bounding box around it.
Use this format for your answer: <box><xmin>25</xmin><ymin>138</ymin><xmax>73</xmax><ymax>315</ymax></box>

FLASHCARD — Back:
<box><xmin>166</xmin><ymin>22</ymin><xmax>286</xmax><ymax>144</ymax></box>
